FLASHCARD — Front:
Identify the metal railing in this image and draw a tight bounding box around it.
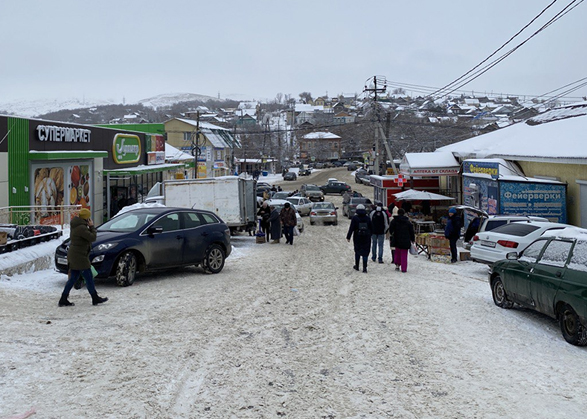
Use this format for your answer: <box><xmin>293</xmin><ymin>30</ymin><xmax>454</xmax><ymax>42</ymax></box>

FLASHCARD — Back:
<box><xmin>0</xmin><ymin>205</ymin><xmax>82</xmax><ymax>228</ymax></box>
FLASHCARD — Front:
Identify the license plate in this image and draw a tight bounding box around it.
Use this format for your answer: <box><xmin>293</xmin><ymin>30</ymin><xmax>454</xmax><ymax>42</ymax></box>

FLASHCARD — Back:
<box><xmin>57</xmin><ymin>257</ymin><xmax>67</xmax><ymax>265</ymax></box>
<box><xmin>481</xmin><ymin>240</ymin><xmax>496</xmax><ymax>248</ymax></box>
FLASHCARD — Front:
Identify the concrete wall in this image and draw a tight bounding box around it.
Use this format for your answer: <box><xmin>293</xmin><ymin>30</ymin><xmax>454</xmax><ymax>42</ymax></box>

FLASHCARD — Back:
<box><xmin>518</xmin><ymin>161</ymin><xmax>587</xmax><ymax>227</ymax></box>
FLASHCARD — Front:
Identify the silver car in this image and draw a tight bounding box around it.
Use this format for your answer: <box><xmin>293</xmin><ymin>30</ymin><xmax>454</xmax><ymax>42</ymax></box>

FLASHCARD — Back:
<box><xmin>310</xmin><ymin>202</ymin><xmax>338</xmax><ymax>226</ymax></box>
<box><xmin>286</xmin><ymin>196</ymin><xmax>313</xmax><ymax>216</ymax></box>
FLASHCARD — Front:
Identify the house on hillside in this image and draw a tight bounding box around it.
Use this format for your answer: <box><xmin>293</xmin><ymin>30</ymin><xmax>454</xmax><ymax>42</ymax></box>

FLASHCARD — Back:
<box><xmin>300</xmin><ymin>131</ymin><xmax>341</xmax><ymax>162</ymax></box>
<box><xmin>164</xmin><ymin>118</ymin><xmax>240</xmax><ymax>178</ymax></box>
<box><xmin>437</xmin><ymin>102</ymin><xmax>587</xmax><ymax>227</ymax></box>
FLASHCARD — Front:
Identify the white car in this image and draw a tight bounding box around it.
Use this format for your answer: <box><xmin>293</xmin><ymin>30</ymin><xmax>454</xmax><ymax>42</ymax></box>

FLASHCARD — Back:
<box><xmin>285</xmin><ymin>196</ymin><xmax>314</xmax><ymax>216</ymax></box>
<box><xmin>470</xmin><ymin>221</ymin><xmax>569</xmax><ymax>265</ymax></box>
<box><xmin>266</xmin><ymin>199</ymin><xmax>304</xmax><ymax>232</ymax></box>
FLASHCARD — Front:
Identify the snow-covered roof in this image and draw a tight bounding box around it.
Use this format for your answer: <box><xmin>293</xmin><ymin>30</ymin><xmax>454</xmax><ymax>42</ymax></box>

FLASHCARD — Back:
<box><xmin>302</xmin><ymin>131</ymin><xmax>341</xmax><ymax>140</ymax></box>
<box><xmin>295</xmin><ymin>104</ymin><xmax>324</xmax><ymax>113</ymax></box>
<box><xmin>401</xmin><ymin>152</ymin><xmax>459</xmax><ymax>169</ymax></box>
<box><xmin>165</xmin><ymin>142</ymin><xmax>193</xmax><ymax>161</ymax></box>
<box><xmin>437</xmin><ymin>104</ymin><xmax>587</xmax><ymax>163</ymax></box>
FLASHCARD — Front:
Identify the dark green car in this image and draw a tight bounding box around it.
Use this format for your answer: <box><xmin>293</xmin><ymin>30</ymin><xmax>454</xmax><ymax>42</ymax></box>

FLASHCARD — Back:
<box><xmin>489</xmin><ymin>228</ymin><xmax>587</xmax><ymax>345</ymax></box>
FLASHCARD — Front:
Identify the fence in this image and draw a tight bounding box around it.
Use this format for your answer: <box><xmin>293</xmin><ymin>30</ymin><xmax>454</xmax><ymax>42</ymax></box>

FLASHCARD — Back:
<box><xmin>0</xmin><ymin>205</ymin><xmax>82</xmax><ymax>228</ymax></box>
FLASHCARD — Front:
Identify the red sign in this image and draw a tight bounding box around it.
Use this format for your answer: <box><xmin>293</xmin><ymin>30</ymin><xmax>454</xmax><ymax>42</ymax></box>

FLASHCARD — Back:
<box><xmin>393</xmin><ymin>174</ymin><xmax>406</xmax><ymax>187</ymax></box>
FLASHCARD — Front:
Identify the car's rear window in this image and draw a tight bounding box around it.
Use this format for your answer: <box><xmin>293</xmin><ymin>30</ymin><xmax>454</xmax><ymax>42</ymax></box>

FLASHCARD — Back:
<box><xmin>491</xmin><ymin>223</ymin><xmax>540</xmax><ymax>237</ymax></box>
<box><xmin>314</xmin><ymin>203</ymin><xmax>334</xmax><ymax>209</ymax></box>
<box><xmin>484</xmin><ymin>220</ymin><xmax>508</xmax><ymax>231</ymax></box>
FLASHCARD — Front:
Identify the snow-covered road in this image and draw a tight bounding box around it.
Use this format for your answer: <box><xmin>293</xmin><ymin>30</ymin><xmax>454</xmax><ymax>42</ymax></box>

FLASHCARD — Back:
<box><xmin>1</xmin><ymin>170</ymin><xmax>586</xmax><ymax>418</ymax></box>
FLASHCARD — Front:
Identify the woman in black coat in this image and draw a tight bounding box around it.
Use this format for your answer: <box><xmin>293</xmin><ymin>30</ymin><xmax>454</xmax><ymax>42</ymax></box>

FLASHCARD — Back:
<box><xmin>346</xmin><ymin>204</ymin><xmax>373</xmax><ymax>273</ymax></box>
<box><xmin>269</xmin><ymin>206</ymin><xmax>282</xmax><ymax>243</ymax></box>
<box><xmin>388</xmin><ymin>208</ymin><xmax>415</xmax><ymax>273</ymax></box>
<box><xmin>257</xmin><ymin>201</ymin><xmax>271</xmax><ymax>242</ymax></box>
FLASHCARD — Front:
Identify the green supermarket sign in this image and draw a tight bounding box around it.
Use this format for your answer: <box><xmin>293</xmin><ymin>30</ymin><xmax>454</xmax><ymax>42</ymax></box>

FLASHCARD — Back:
<box><xmin>113</xmin><ymin>134</ymin><xmax>141</xmax><ymax>164</ymax></box>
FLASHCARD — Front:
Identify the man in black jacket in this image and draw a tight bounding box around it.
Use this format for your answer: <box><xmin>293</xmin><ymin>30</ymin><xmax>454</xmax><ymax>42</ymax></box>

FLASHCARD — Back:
<box><xmin>346</xmin><ymin>204</ymin><xmax>373</xmax><ymax>273</ymax></box>
<box><xmin>445</xmin><ymin>207</ymin><xmax>462</xmax><ymax>263</ymax></box>
<box><xmin>369</xmin><ymin>203</ymin><xmax>389</xmax><ymax>263</ymax></box>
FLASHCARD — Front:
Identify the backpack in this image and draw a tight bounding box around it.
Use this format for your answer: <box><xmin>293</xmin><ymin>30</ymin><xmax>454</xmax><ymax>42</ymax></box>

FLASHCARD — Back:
<box><xmin>357</xmin><ymin>222</ymin><xmax>369</xmax><ymax>237</ymax></box>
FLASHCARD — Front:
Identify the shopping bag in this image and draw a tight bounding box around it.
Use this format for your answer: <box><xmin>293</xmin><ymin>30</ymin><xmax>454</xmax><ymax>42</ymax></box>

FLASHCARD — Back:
<box><xmin>91</xmin><ymin>265</ymin><xmax>99</xmax><ymax>278</ymax></box>
<box><xmin>293</xmin><ymin>226</ymin><xmax>300</xmax><ymax>236</ymax></box>
<box><xmin>409</xmin><ymin>242</ymin><xmax>418</xmax><ymax>255</ymax></box>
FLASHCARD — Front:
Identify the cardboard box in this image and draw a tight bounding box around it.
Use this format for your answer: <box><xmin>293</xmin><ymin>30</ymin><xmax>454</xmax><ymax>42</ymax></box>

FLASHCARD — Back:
<box><xmin>459</xmin><ymin>250</ymin><xmax>471</xmax><ymax>261</ymax></box>
<box><xmin>0</xmin><ymin>231</ymin><xmax>7</xmax><ymax>246</ymax></box>
<box><xmin>428</xmin><ymin>235</ymin><xmax>449</xmax><ymax>249</ymax></box>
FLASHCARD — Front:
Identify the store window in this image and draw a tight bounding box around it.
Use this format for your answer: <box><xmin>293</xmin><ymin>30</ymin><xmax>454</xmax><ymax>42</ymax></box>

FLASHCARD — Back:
<box><xmin>31</xmin><ymin>161</ymin><xmax>93</xmax><ymax>224</ymax></box>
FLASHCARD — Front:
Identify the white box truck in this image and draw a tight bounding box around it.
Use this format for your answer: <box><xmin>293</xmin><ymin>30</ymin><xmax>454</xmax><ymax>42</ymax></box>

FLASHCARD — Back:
<box><xmin>146</xmin><ymin>176</ymin><xmax>257</xmax><ymax>234</ymax></box>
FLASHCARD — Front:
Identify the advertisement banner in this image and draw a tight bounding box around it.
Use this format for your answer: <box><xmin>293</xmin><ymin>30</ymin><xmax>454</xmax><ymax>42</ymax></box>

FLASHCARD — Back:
<box><xmin>500</xmin><ymin>182</ymin><xmax>567</xmax><ymax>223</ymax></box>
<box><xmin>463</xmin><ymin>161</ymin><xmax>500</xmax><ymax>179</ymax></box>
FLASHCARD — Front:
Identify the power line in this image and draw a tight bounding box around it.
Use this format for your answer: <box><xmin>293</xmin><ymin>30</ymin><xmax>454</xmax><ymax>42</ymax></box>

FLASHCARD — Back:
<box><xmin>431</xmin><ymin>0</ymin><xmax>584</xmax><ymax>100</ymax></box>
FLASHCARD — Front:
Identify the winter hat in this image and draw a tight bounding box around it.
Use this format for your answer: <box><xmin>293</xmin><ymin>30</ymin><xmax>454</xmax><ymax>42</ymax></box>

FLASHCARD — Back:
<box><xmin>79</xmin><ymin>208</ymin><xmax>91</xmax><ymax>220</ymax></box>
<box><xmin>448</xmin><ymin>208</ymin><xmax>457</xmax><ymax>214</ymax></box>
<box><xmin>356</xmin><ymin>204</ymin><xmax>365</xmax><ymax>210</ymax></box>
<box><xmin>284</xmin><ymin>202</ymin><xmax>291</xmax><ymax>208</ymax></box>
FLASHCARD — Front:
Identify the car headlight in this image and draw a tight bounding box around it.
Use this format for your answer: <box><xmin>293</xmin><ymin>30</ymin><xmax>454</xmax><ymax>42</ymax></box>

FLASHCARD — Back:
<box><xmin>92</xmin><ymin>255</ymin><xmax>105</xmax><ymax>263</ymax></box>
<box><xmin>95</xmin><ymin>243</ymin><xmax>116</xmax><ymax>251</ymax></box>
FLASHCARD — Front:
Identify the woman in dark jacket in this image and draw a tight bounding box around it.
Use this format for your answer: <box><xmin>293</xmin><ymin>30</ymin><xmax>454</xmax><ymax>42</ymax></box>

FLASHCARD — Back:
<box><xmin>346</xmin><ymin>204</ymin><xmax>373</xmax><ymax>273</ymax></box>
<box><xmin>388</xmin><ymin>208</ymin><xmax>415</xmax><ymax>272</ymax></box>
<box><xmin>269</xmin><ymin>205</ymin><xmax>282</xmax><ymax>243</ymax></box>
<box><xmin>59</xmin><ymin>208</ymin><xmax>108</xmax><ymax>307</ymax></box>
<box><xmin>257</xmin><ymin>201</ymin><xmax>271</xmax><ymax>242</ymax></box>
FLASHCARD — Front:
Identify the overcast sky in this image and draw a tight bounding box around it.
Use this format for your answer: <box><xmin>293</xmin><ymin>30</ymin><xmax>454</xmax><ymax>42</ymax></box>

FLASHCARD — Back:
<box><xmin>0</xmin><ymin>0</ymin><xmax>585</xmax><ymax>104</ymax></box>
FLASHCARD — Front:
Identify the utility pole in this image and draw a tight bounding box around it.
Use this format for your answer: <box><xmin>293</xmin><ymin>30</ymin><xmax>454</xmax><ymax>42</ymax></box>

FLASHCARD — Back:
<box><xmin>363</xmin><ymin>76</ymin><xmax>396</xmax><ymax>175</ymax></box>
<box><xmin>191</xmin><ymin>111</ymin><xmax>201</xmax><ymax>179</ymax></box>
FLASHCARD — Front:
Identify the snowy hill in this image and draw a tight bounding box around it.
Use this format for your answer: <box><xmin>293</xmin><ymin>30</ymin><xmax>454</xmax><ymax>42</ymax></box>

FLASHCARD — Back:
<box><xmin>137</xmin><ymin>92</ymin><xmax>217</xmax><ymax>109</ymax></box>
<box><xmin>0</xmin><ymin>97</ymin><xmax>119</xmax><ymax>118</ymax></box>
<box><xmin>0</xmin><ymin>92</ymin><xmax>220</xmax><ymax>118</ymax></box>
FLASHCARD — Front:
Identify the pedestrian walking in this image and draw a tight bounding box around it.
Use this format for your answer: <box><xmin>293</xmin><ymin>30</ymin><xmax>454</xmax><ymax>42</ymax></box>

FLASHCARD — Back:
<box><xmin>369</xmin><ymin>202</ymin><xmax>389</xmax><ymax>263</ymax></box>
<box><xmin>280</xmin><ymin>202</ymin><xmax>297</xmax><ymax>245</ymax></box>
<box><xmin>257</xmin><ymin>201</ymin><xmax>271</xmax><ymax>242</ymax></box>
<box><xmin>445</xmin><ymin>207</ymin><xmax>462</xmax><ymax>263</ymax></box>
<box><xmin>346</xmin><ymin>204</ymin><xmax>373</xmax><ymax>273</ymax></box>
<box><xmin>269</xmin><ymin>205</ymin><xmax>281</xmax><ymax>244</ymax></box>
<box><xmin>58</xmin><ymin>208</ymin><xmax>108</xmax><ymax>307</ymax></box>
<box><xmin>388</xmin><ymin>208</ymin><xmax>415</xmax><ymax>273</ymax></box>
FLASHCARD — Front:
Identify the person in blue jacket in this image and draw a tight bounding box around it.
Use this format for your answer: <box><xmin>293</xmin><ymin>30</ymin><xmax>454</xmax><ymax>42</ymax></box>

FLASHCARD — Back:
<box><xmin>445</xmin><ymin>207</ymin><xmax>462</xmax><ymax>263</ymax></box>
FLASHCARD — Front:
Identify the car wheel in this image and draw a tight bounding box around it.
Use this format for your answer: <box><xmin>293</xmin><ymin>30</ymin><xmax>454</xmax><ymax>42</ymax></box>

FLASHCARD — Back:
<box><xmin>560</xmin><ymin>304</ymin><xmax>587</xmax><ymax>346</ymax></box>
<box><xmin>333</xmin><ymin>221</ymin><xmax>338</xmax><ymax>226</ymax></box>
<box><xmin>491</xmin><ymin>275</ymin><xmax>513</xmax><ymax>308</ymax></box>
<box><xmin>116</xmin><ymin>251</ymin><xmax>137</xmax><ymax>287</ymax></box>
<box><xmin>203</xmin><ymin>244</ymin><xmax>225</xmax><ymax>274</ymax></box>
<box><xmin>310</xmin><ymin>221</ymin><xmax>315</xmax><ymax>225</ymax></box>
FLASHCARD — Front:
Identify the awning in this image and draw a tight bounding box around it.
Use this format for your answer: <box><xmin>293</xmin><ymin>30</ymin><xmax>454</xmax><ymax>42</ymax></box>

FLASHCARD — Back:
<box><xmin>399</xmin><ymin>152</ymin><xmax>460</xmax><ymax>176</ymax></box>
<box><xmin>104</xmin><ymin>163</ymin><xmax>186</xmax><ymax>176</ymax></box>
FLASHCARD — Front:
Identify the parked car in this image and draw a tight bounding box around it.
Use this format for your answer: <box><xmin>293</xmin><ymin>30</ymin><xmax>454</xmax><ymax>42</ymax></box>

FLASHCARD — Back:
<box><xmin>54</xmin><ymin>207</ymin><xmax>232</xmax><ymax>287</ymax></box>
<box><xmin>299</xmin><ymin>168</ymin><xmax>312</xmax><ymax>176</ymax></box>
<box><xmin>283</xmin><ymin>171</ymin><xmax>297</xmax><ymax>181</ymax></box>
<box><xmin>489</xmin><ymin>227</ymin><xmax>587</xmax><ymax>345</ymax></box>
<box><xmin>301</xmin><ymin>184</ymin><xmax>325</xmax><ymax>202</ymax></box>
<box><xmin>333</xmin><ymin>161</ymin><xmax>344</xmax><ymax>167</ymax></box>
<box><xmin>310</xmin><ymin>202</ymin><xmax>338</xmax><ymax>225</ymax></box>
<box><xmin>343</xmin><ymin>197</ymin><xmax>373</xmax><ymax>219</ymax></box>
<box><xmin>266</xmin><ymin>199</ymin><xmax>304</xmax><ymax>232</ymax></box>
<box><xmin>285</xmin><ymin>196</ymin><xmax>314</xmax><ymax>216</ymax></box>
<box><xmin>463</xmin><ymin>213</ymin><xmax>549</xmax><ymax>250</ymax></box>
<box><xmin>355</xmin><ymin>169</ymin><xmax>369</xmax><ymax>184</ymax></box>
<box><xmin>320</xmin><ymin>181</ymin><xmax>352</xmax><ymax>195</ymax></box>
<box><xmin>346</xmin><ymin>163</ymin><xmax>358</xmax><ymax>171</ymax></box>
<box><xmin>470</xmin><ymin>221</ymin><xmax>569</xmax><ymax>265</ymax></box>
<box><xmin>314</xmin><ymin>162</ymin><xmax>325</xmax><ymax>169</ymax></box>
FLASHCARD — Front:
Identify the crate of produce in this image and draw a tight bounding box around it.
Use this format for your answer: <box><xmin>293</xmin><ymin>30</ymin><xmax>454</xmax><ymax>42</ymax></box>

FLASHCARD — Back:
<box><xmin>431</xmin><ymin>254</ymin><xmax>451</xmax><ymax>264</ymax></box>
<box><xmin>430</xmin><ymin>246</ymin><xmax>451</xmax><ymax>256</ymax></box>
